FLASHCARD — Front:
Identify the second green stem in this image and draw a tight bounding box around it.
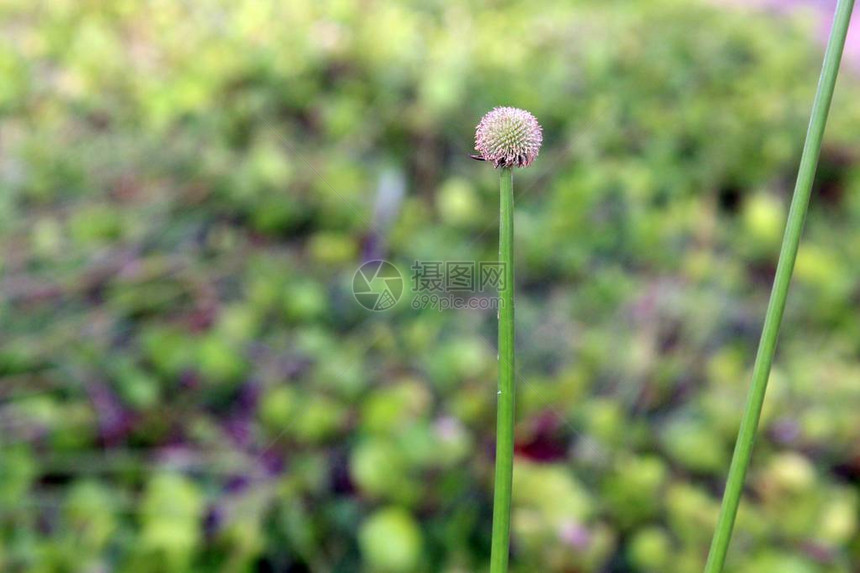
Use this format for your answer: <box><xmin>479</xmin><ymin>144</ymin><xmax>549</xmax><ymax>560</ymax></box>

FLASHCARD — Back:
<box><xmin>704</xmin><ymin>1</ymin><xmax>854</xmax><ymax>570</ymax></box>
<box><xmin>490</xmin><ymin>167</ymin><xmax>516</xmax><ymax>573</ymax></box>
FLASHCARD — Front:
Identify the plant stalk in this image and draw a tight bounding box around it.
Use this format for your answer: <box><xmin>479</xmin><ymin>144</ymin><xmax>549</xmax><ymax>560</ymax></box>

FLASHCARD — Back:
<box><xmin>490</xmin><ymin>167</ymin><xmax>516</xmax><ymax>573</ymax></box>
<box><xmin>704</xmin><ymin>1</ymin><xmax>854</xmax><ymax>571</ymax></box>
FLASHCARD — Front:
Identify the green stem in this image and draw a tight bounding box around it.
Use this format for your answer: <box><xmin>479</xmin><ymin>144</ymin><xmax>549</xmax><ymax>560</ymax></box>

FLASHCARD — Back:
<box><xmin>490</xmin><ymin>167</ymin><xmax>516</xmax><ymax>573</ymax></box>
<box><xmin>704</xmin><ymin>2</ymin><xmax>854</xmax><ymax>571</ymax></box>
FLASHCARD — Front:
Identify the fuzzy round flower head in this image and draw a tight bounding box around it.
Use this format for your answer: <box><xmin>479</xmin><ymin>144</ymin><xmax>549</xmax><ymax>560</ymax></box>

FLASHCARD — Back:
<box><xmin>474</xmin><ymin>107</ymin><xmax>542</xmax><ymax>168</ymax></box>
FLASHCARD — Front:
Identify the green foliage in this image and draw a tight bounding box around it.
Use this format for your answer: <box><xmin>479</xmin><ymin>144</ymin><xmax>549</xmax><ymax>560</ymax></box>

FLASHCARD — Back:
<box><xmin>359</xmin><ymin>507</ymin><xmax>424</xmax><ymax>572</ymax></box>
<box><xmin>1</xmin><ymin>0</ymin><xmax>859</xmax><ymax>571</ymax></box>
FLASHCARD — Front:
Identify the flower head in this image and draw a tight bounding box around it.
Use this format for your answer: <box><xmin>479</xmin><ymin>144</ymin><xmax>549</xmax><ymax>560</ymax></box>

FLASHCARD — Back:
<box><xmin>474</xmin><ymin>107</ymin><xmax>542</xmax><ymax>168</ymax></box>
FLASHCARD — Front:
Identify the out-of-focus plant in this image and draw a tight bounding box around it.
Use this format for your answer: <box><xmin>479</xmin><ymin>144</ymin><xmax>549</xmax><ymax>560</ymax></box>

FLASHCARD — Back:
<box><xmin>0</xmin><ymin>0</ymin><xmax>859</xmax><ymax>571</ymax></box>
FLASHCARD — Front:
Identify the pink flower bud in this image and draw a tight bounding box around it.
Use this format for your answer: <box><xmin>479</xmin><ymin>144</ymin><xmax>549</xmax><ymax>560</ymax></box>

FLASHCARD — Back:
<box><xmin>474</xmin><ymin>107</ymin><xmax>543</xmax><ymax>168</ymax></box>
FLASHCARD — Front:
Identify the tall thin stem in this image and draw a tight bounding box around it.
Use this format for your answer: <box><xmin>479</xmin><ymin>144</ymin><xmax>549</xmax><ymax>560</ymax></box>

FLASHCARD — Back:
<box><xmin>490</xmin><ymin>167</ymin><xmax>516</xmax><ymax>573</ymax></box>
<box><xmin>704</xmin><ymin>2</ymin><xmax>854</xmax><ymax>571</ymax></box>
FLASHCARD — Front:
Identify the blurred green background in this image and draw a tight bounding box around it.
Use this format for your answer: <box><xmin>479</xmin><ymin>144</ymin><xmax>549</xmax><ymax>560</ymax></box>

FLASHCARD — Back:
<box><xmin>1</xmin><ymin>0</ymin><xmax>860</xmax><ymax>571</ymax></box>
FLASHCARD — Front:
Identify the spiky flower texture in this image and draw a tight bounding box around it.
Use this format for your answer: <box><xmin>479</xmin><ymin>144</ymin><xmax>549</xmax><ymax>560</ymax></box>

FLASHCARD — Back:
<box><xmin>475</xmin><ymin>107</ymin><xmax>542</xmax><ymax>168</ymax></box>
